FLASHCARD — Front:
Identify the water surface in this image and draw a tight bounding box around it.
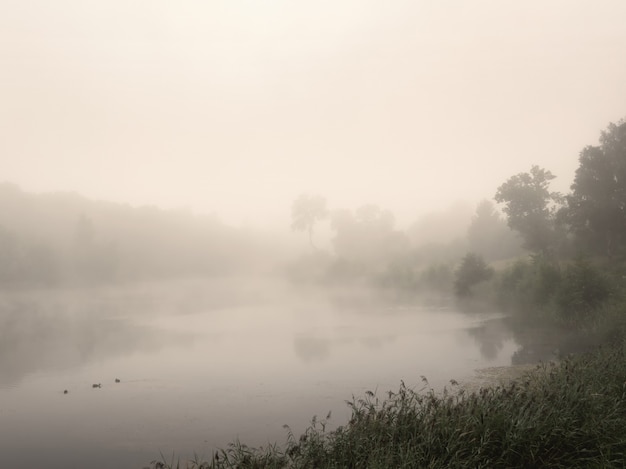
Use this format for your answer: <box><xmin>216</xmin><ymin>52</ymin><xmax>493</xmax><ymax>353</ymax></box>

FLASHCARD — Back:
<box><xmin>0</xmin><ymin>277</ymin><xmax>526</xmax><ymax>469</ymax></box>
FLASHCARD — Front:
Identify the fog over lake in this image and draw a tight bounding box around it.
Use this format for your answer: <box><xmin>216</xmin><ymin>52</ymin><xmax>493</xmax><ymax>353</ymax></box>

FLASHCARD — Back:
<box><xmin>1</xmin><ymin>1</ymin><xmax>625</xmax><ymax>467</ymax></box>
<box><xmin>3</xmin><ymin>1</ymin><xmax>625</xmax><ymax>228</ymax></box>
<box><xmin>0</xmin><ymin>276</ymin><xmax>539</xmax><ymax>469</ymax></box>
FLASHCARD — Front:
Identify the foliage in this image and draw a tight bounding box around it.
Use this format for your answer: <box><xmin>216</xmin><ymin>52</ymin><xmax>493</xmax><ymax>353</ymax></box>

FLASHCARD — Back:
<box><xmin>495</xmin><ymin>165</ymin><xmax>563</xmax><ymax>254</ymax></box>
<box><xmin>376</xmin><ymin>260</ymin><xmax>454</xmax><ymax>294</ymax></box>
<box><xmin>497</xmin><ymin>256</ymin><xmax>562</xmax><ymax>313</ymax></box>
<box><xmin>0</xmin><ymin>224</ymin><xmax>58</xmax><ymax>286</ymax></box>
<box><xmin>376</xmin><ymin>258</ymin><xmax>417</xmax><ymax>290</ymax></box>
<box><xmin>329</xmin><ymin>205</ymin><xmax>408</xmax><ymax>267</ymax></box>
<box><xmin>0</xmin><ymin>183</ymin><xmax>278</xmax><ymax>287</ymax></box>
<box><xmin>565</xmin><ymin>119</ymin><xmax>626</xmax><ymax>259</ymax></box>
<box><xmin>555</xmin><ymin>257</ymin><xmax>613</xmax><ymax>324</ymax></box>
<box><xmin>454</xmin><ymin>253</ymin><xmax>493</xmax><ymax>297</ymax></box>
<box><xmin>291</xmin><ymin>194</ymin><xmax>328</xmax><ymax>250</ymax></box>
<box><xmin>410</xmin><ymin>238</ymin><xmax>468</xmax><ymax>266</ymax></box>
<box><xmin>152</xmin><ymin>341</ymin><xmax>626</xmax><ymax>468</ymax></box>
<box><xmin>407</xmin><ymin>202</ymin><xmax>473</xmax><ymax>246</ymax></box>
<box><xmin>466</xmin><ymin>200</ymin><xmax>524</xmax><ymax>261</ymax></box>
<box><xmin>496</xmin><ymin>254</ymin><xmax>617</xmax><ymax>327</ymax></box>
<box><xmin>419</xmin><ymin>263</ymin><xmax>454</xmax><ymax>292</ymax></box>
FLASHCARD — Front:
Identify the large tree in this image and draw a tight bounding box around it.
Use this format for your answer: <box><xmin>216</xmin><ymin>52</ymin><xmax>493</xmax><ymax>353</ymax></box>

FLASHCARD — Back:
<box><xmin>566</xmin><ymin>119</ymin><xmax>626</xmax><ymax>258</ymax></box>
<box><xmin>495</xmin><ymin>165</ymin><xmax>563</xmax><ymax>255</ymax></box>
<box><xmin>291</xmin><ymin>194</ymin><xmax>328</xmax><ymax>250</ymax></box>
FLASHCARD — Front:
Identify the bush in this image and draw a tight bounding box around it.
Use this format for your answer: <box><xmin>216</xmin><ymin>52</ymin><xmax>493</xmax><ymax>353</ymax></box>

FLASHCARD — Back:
<box><xmin>496</xmin><ymin>254</ymin><xmax>619</xmax><ymax>329</ymax></box>
<box><xmin>555</xmin><ymin>258</ymin><xmax>612</xmax><ymax>324</ymax></box>
<box><xmin>454</xmin><ymin>253</ymin><xmax>493</xmax><ymax>297</ymax></box>
<box><xmin>419</xmin><ymin>263</ymin><xmax>453</xmax><ymax>292</ymax></box>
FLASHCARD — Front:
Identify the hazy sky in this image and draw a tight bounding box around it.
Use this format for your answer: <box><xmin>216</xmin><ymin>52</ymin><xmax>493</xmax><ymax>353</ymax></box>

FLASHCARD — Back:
<box><xmin>1</xmin><ymin>1</ymin><xmax>625</xmax><ymax>228</ymax></box>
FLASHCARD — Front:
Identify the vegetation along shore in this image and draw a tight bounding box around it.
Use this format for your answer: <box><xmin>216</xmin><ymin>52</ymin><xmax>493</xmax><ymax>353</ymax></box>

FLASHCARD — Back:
<box><xmin>149</xmin><ymin>120</ymin><xmax>626</xmax><ymax>467</ymax></box>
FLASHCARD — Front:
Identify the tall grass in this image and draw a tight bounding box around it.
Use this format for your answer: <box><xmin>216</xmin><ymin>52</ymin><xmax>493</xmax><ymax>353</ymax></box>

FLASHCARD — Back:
<box><xmin>151</xmin><ymin>338</ymin><xmax>626</xmax><ymax>469</ymax></box>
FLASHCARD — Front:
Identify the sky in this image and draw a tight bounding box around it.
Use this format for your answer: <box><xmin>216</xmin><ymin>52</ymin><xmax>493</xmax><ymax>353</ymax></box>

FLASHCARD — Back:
<box><xmin>1</xmin><ymin>1</ymin><xmax>625</xmax><ymax>229</ymax></box>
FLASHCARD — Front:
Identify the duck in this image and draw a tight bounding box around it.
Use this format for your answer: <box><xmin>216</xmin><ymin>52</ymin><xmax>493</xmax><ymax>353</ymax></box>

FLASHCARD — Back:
<box><xmin>92</xmin><ymin>383</ymin><xmax>102</xmax><ymax>388</ymax></box>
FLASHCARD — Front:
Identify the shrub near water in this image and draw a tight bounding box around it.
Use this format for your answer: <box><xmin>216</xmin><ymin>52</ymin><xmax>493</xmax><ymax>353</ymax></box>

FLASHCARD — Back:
<box><xmin>496</xmin><ymin>255</ymin><xmax>618</xmax><ymax>326</ymax></box>
<box><xmin>555</xmin><ymin>258</ymin><xmax>613</xmax><ymax>324</ymax></box>
<box><xmin>496</xmin><ymin>256</ymin><xmax>560</xmax><ymax>315</ymax></box>
<box><xmin>454</xmin><ymin>253</ymin><xmax>494</xmax><ymax>297</ymax></box>
<box><xmin>152</xmin><ymin>340</ymin><xmax>626</xmax><ymax>469</ymax></box>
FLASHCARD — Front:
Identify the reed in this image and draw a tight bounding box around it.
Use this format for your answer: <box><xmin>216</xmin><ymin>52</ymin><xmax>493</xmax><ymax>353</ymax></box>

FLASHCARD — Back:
<box><xmin>151</xmin><ymin>338</ymin><xmax>626</xmax><ymax>468</ymax></box>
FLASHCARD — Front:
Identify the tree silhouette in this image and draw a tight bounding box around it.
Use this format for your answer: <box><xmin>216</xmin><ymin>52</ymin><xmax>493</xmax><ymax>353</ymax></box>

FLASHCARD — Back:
<box><xmin>566</xmin><ymin>119</ymin><xmax>626</xmax><ymax>259</ymax></box>
<box><xmin>454</xmin><ymin>253</ymin><xmax>493</xmax><ymax>297</ymax></box>
<box><xmin>329</xmin><ymin>205</ymin><xmax>407</xmax><ymax>264</ymax></box>
<box><xmin>495</xmin><ymin>165</ymin><xmax>563</xmax><ymax>255</ymax></box>
<box><xmin>467</xmin><ymin>200</ymin><xmax>522</xmax><ymax>261</ymax></box>
<box><xmin>291</xmin><ymin>194</ymin><xmax>328</xmax><ymax>250</ymax></box>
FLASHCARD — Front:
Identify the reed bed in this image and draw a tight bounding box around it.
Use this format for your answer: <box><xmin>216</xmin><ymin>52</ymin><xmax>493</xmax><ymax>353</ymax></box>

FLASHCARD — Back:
<box><xmin>151</xmin><ymin>339</ymin><xmax>626</xmax><ymax>469</ymax></box>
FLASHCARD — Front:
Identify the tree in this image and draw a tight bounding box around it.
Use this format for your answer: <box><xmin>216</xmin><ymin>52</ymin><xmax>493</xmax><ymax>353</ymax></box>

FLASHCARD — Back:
<box><xmin>291</xmin><ymin>194</ymin><xmax>328</xmax><ymax>250</ymax></box>
<box><xmin>329</xmin><ymin>204</ymin><xmax>408</xmax><ymax>265</ymax></box>
<box><xmin>454</xmin><ymin>253</ymin><xmax>493</xmax><ymax>297</ymax></box>
<box><xmin>565</xmin><ymin>119</ymin><xmax>626</xmax><ymax>259</ymax></box>
<box><xmin>495</xmin><ymin>165</ymin><xmax>563</xmax><ymax>255</ymax></box>
<box><xmin>467</xmin><ymin>200</ymin><xmax>523</xmax><ymax>261</ymax></box>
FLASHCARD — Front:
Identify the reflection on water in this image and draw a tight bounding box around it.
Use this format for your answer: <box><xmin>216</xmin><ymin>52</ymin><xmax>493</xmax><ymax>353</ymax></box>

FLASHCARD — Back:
<box><xmin>0</xmin><ymin>277</ymin><xmax>549</xmax><ymax>469</ymax></box>
<box><xmin>0</xmin><ymin>288</ymin><xmax>193</xmax><ymax>388</ymax></box>
<box><xmin>294</xmin><ymin>336</ymin><xmax>331</xmax><ymax>362</ymax></box>
<box><xmin>465</xmin><ymin>317</ymin><xmax>513</xmax><ymax>361</ymax></box>
<box><xmin>294</xmin><ymin>331</ymin><xmax>397</xmax><ymax>363</ymax></box>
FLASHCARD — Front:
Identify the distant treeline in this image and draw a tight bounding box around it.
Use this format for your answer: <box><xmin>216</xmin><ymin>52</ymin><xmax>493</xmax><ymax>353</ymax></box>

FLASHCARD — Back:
<box><xmin>0</xmin><ymin>183</ymin><xmax>278</xmax><ymax>287</ymax></box>
<box><xmin>287</xmin><ymin>195</ymin><xmax>523</xmax><ymax>291</ymax></box>
<box><xmin>289</xmin><ymin>117</ymin><xmax>626</xmax><ymax>302</ymax></box>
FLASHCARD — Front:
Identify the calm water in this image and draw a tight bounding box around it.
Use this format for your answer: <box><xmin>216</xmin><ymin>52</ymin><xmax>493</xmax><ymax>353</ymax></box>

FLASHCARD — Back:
<box><xmin>0</xmin><ymin>276</ymin><xmax>525</xmax><ymax>469</ymax></box>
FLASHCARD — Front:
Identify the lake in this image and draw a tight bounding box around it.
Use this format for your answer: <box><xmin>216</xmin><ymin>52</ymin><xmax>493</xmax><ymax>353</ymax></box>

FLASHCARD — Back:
<box><xmin>0</xmin><ymin>276</ymin><xmax>534</xmax><ymax>469</ymax></box>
